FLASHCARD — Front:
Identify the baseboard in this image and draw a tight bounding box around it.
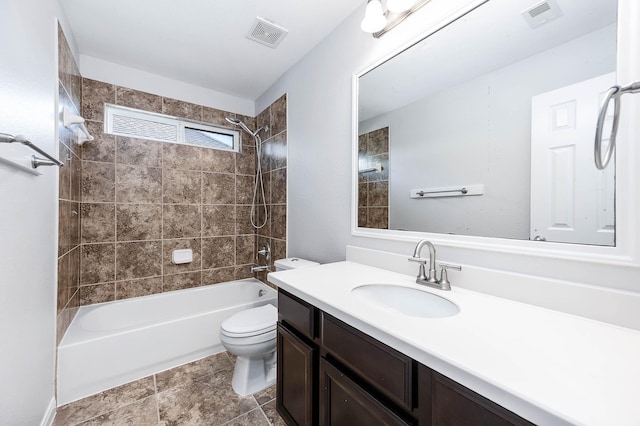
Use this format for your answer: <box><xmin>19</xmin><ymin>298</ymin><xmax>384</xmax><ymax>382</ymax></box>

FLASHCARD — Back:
<box><xmin>40</xmin><ymin>397</ymin><xmax>56</xmax><ymax>426</ymax></box>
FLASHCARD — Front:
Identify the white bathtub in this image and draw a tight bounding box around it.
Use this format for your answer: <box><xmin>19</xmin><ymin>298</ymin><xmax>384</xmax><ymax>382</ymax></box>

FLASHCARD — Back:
<box><xmin>57</xmin><ymin>278</ymin><xmax>276</xmax><ymax>405</ymax></box>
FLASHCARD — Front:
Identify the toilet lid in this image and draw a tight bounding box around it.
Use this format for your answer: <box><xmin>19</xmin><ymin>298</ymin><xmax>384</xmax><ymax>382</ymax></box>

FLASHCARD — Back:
<box><xmin>221</xmin><ymin>304</ymin><xmax>277</xmax><ymax>337</ymax></box>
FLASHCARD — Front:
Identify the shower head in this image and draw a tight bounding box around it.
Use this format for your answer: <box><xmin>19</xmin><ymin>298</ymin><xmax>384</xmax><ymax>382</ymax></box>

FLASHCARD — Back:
<box><xmin>225</xmin><ymin>116</ymin><xmax>267</xmax><ymax>137</ymax></box>
<box><xmin>225</xmin><ymin>116</ymin><xmax>255</xmax><ymax>136</ymax></box>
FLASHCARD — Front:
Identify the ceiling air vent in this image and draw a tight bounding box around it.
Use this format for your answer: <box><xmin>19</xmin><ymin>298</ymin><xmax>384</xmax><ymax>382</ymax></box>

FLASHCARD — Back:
<box><xmin>246</xmin><ymin>17</ymin><xmax>288</xmax><ymax>48</ymax></box>
<box><xmin>522</xmin><ymin>0</ymin><xmax>563</xmax><ymax>29</ymax></box>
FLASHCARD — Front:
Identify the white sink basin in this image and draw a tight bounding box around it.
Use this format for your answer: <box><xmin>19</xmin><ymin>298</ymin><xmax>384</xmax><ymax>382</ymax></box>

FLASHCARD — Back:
<box><xmin>352</xmin><ymin>284</ymin><xmax>459</xmax><ymax>318</ymax></box>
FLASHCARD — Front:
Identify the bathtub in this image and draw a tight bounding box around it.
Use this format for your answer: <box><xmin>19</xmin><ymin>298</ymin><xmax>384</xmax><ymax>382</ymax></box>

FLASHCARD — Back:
<box><xmin>57</xmin><ymin>278</ymin><xmax>276</xmax><ymax>405</ymax></box>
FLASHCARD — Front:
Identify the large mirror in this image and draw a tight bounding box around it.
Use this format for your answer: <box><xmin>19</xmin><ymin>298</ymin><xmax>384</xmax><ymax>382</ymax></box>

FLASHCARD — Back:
<box><xmin>357</xmin><ymin>0</ymin><xmax>617</xmax><ymax>246</ymax></box>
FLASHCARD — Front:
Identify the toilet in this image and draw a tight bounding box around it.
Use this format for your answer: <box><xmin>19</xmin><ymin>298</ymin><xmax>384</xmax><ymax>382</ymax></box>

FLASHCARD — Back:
<box><xmin>220</xmin><ymin>257</ymin><xmax>319</xmax><ymax>396</ymax></box>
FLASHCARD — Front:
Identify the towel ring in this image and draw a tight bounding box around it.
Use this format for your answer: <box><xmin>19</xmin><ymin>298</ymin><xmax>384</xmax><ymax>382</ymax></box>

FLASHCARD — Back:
<box><xmin>594</xmin><ymin>86</ymin><xmax>620</xmax><ymax>170</ymax></box>
<box><xmin>594</xmin><ymin>81</ymin><xmax>640</xmax><ymax>170</ymax></box>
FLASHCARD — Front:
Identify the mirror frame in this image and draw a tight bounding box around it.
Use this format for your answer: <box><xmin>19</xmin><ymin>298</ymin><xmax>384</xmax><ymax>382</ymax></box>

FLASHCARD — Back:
<box><xmin>351</xmin><ymin>0</ymin><xmax>640</xmax><ymax>268</ymax></box>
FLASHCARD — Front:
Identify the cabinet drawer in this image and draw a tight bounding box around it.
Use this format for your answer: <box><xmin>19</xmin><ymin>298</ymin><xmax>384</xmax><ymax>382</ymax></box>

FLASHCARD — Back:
<box><xmin>320</xmin><ymin>313</ymin><xmax>413</xmax><ymax>410</ymax></box>
<box><xmin>278</xmin><ymin>290</ymin><xmax>316</xmax><ymax>339</ymax></box>
<box><xmin>319</xmin><ymin>358</ymin><xmax>413</xmax><ymax>426</ymax></box>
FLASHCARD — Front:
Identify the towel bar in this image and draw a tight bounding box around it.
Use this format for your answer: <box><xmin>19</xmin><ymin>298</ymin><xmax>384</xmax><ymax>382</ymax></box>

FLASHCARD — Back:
<box><xmin>0</xmin><ymin>133</ymin><xmax>63</xmax><ymax>168</ymax></box>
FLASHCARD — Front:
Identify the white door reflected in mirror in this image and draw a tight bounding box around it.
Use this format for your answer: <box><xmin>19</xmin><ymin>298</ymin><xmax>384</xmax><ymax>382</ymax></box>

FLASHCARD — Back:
<box><xmin>530</xmin><ymin>73</ymin><xmax>615</xmax><ymax>246</ymax></box>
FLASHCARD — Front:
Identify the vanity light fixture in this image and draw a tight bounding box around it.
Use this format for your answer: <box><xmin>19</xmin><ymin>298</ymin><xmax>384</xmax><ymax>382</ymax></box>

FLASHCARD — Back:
<box><xmin>361</xmin><ymin>0</ymin><xmax>387</xmax><ymax>33</ymax></box>
<box><xmin>361</xmin><ymin>0</ymin><xmax>432</xmax><ymax>38</ymax></box>
<box><xmin>387</xmin><ymin>0</ymin><xmax>415</xmax><ymax>13</ymax></box>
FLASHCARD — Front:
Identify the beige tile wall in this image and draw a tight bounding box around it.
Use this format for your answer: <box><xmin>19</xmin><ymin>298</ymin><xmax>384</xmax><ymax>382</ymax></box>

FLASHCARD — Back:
<box><xmin>358</xmin><ymin>127</ymin><xmax>389</xmax><ymax>229</ymax></box>
<box><xmin>78</xmin><ymin>78</ymin><xmax>288</xmax><ymax>304</ymax></box>
<box><xmin>57</xmin><ymin>24</ymin><xmax>83</xmax><ymax>345</ymax></box>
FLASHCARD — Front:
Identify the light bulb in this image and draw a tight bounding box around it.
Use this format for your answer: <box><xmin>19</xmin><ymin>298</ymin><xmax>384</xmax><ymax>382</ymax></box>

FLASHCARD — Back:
<box><xmin>361</xmin><ymin>0</ymin><xmax>387</xmax><ymax>33</ymax></box>
<box><xmin>386</xmin><ymin>0</ymin><xmax>415</xmax><ymax>13</ymax></box>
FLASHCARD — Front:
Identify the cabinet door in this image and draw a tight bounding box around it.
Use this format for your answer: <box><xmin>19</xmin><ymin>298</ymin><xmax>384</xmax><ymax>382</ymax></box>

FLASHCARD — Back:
<box><xmin>321</xmin><ymin>313</ymin><xmax>413</xmax><ymax>410</ymax></box>
<box><xmin>319</xmin><ymin>358</ymin><xmax>413</xmax><ymax>426</ymax></box>
<box><xmin>431</xmin><ymin>372</ymin><xmax>534</xmax><ymax>426</ymax></box>
<box><xmin>277</xmin><ymin>324</ymin><xmax>317</xmax><ymax>426</ymax></box>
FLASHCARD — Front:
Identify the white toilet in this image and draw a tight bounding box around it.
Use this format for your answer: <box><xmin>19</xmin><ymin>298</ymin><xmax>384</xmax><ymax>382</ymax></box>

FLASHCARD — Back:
<box><xmin>220</xmin><ymin>257</ymin><xmax>319</xmax><ymax>396</ymax></box>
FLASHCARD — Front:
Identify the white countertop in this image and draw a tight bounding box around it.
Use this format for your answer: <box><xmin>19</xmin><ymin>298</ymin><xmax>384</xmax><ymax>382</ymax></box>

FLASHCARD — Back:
<box><xmin>268</xmin><ymin>261</ymin><xmax>640</xmax><ymax>426</ymax></box>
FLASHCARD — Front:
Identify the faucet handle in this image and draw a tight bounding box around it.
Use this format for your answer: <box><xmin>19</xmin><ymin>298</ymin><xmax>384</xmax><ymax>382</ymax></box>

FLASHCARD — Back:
<box><xmin>408</xmin><ymin>257</ymin><xmax>427</xmax><ymax>281</ymax></box>
<box><xmin>438</xmin><ymin>263</ymin><xmax>462</xmax><ymax>290</ymax></box>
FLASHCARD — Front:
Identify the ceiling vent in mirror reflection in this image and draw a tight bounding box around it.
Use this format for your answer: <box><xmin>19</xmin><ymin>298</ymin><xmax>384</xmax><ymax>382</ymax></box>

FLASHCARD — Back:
<box><xmin>522</xmin><ymin>0</ymin><xmax>563</xmax><ymax>29</ymax></box>
<box><xmin>246</xmin><ymin>17</ymin><xmax>288</xmax><ymax>48</ymax></box>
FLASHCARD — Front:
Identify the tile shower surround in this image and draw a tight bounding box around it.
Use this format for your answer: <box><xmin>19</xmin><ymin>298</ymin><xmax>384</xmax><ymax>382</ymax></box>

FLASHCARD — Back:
<box><xmin>255</xmin><ymin>95</ymin><xmax>288</xmax><ymax>284</ymax></box>
<box><xmin>358</xmin><ymin>127</ymin><xmax>389</xmax><ymax>229</ymax></box>
<box><xmin>57</xmin><ymin>23</ymin><xmax>83</xmax><ymax>345</ymax></box>
<box><xmin>78</xmin><ymin>77</ymin><xmax>287</xmax><ymax>305</ymax></box>
<box><xmin>56</xmin><ymin>25</ymin><xmax>287</xmax><ymax>425</ymax></box>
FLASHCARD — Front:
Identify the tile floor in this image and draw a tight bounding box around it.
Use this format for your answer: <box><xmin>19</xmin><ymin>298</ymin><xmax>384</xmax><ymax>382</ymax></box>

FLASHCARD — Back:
<box><xmin>53</xmin><ymin>352</ymin><xmax>286</xmax><ymax>425</ymax></box>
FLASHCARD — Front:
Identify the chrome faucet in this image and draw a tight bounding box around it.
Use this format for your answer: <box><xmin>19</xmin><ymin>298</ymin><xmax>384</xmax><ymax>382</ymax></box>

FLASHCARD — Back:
<box><xmin>251</xmin><ymin>242</ymin><xmax>271</xmax><ymax>273</ymax></box>
<box><xmin>409</xmin><ymin>240</ymin><xmax>438</xmax><ymax>284</ymax></box>
<box><xmin>408</xmin><ymin>240</ymin><xmax>460</xmax><ymax>291</ymax></box>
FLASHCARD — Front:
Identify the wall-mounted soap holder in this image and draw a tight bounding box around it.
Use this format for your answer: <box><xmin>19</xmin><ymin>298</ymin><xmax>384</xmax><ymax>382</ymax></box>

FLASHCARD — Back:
<box><xmin>171</xmin><ymin>248</ymin><xmax>193</xmax><ymax>264</ymax></box>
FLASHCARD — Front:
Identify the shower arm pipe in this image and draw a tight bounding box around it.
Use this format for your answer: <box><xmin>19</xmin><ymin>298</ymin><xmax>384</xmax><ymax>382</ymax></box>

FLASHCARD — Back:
<box><xmin>0</xmin><ymin>132</ymin><xmax>63</xmax><ymax>167</ymax></box>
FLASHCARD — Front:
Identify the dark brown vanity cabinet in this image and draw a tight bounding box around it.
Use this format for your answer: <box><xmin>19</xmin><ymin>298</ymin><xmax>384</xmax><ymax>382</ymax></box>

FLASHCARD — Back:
<box><xmin>320</xmin><ymin>313</ymin><xmax>413</xmax><ymax>410</ymax></box>
<box><xmin>277</xmin><ymin>290</ymin><xmax>319</xmax><ymax>425</ymax></box>
<box><xmin>277</xmin><ymin>324</ymin><xmax>317</xmax><ymax>425</ymax></box>
<box><xmin>319</xmin><ymin>358</ymin><xmax>413</xmax><ymax>426</ymax></box>
<box><xmin>277</xmin><ymin>289</ymin><xmax>533</xmax><ymax>426</ymax></box>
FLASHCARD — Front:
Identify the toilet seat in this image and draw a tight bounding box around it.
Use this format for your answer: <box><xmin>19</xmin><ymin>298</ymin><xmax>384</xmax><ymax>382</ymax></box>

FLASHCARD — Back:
<box><xmin>220</xmin><ymin>329</ymin><xmax>277</xmax><ymax>347</ymax></box>
<box><xmin>220</xmin><ymin>304</ymin><xmax>277</xmax><ymax>338</ymax></box>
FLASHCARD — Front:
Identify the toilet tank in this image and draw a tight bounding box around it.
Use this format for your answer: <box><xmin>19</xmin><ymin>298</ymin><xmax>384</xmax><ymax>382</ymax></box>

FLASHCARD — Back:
<box><xmin>274</xmin><ymin>258</ymin><xmax>319</xmax><ymax>271</ymax></box>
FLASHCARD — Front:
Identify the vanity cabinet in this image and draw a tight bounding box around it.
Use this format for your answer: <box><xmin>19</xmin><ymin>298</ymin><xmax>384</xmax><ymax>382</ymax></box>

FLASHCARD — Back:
<box><xmin>277</xmin><ymin>291</ymin><xmax>319</xmax><ymax>425</ymax></box>
<box><xmin>277</xmin><ymin>289</ymin><xmax>533</xmax><ymax>426</ymax></box>
<box><xmin>320</xmin><ymin>312</ymin><xmax>413</xmax><ymax>412</ymax></box>
<box><xmin>429</xmin><ymin>370</ymin><xmax>531</xmax><ymax>426</ymax></box>
<box><xmin>319</xmin><ymin>358</ymin><xmax>412</xmax><ymax>426</ymax></box>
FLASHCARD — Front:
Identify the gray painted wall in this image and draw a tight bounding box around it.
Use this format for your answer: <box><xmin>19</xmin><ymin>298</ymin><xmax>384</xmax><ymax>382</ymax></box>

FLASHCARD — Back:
<box><xmin>256</xmin><ymin>0</ymin><xmax>482</xmax><ymax>265</ymax></box>
<box><xmin>256</xmin><ymin>1</ymin><xmax>640</xmax><ymax>293</ymax></box>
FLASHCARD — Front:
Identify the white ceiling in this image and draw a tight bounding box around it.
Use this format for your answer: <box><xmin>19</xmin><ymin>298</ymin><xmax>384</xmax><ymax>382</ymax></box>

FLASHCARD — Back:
<box><xmin>61</xmin><ymin>0</ymin><xmax>364</xmax><ymax>101</ymax></box>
